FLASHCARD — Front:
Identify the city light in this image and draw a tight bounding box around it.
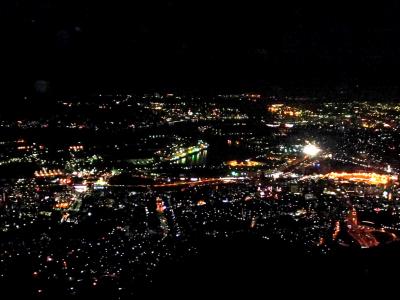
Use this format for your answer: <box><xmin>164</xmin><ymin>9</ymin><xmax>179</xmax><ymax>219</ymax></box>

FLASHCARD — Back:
<box><xmin>4</xmin><ymin>2</ymin><xmax>400</xmax><ymax>297</ymax></box>
<box><xmin>3</xmin><ymin>93</ymin><xmax>400</xmax><ymax>297</ymax></box>
<box><xmin>324</xmin><ymin>172</ymin><xmax>395</xmax><ymax>185</ymax></box>
<box><xmin>303</xmin><ymin>144</ymin><xmax>321</xmax><ymax>156</ymax></box>
<box><xmin>226</xmin><ymin>160</ymin><xmax>263</xmax><ymax>167</ymax></box>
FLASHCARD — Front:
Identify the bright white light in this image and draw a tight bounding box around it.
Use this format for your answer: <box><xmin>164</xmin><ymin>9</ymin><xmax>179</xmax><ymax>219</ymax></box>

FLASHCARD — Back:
<box><xmin>303</xmin><ymin>144</ymin><xmax>321</xmax><ymax>156</ymax></box>
<box><xmin>74</xmin><ymin>184</ymin><xmax>88</xmax><ymax>193</ymax></box>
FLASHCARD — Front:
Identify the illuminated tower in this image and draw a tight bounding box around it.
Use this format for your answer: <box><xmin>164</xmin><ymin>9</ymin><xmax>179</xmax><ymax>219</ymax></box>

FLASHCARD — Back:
<box><xmin>155</xmin><ymin>197</ymin><xmax>169</xmax><ymax>237</ymax></box>
<box><xmin>156</xmin><ymin>197</ymin><xmax>165</xmax><ymax>213</ymax></box>
<box><xmin>348</xmin><ymin>207</ymin><xmax>358</xmax><ymax>226</ymax></box>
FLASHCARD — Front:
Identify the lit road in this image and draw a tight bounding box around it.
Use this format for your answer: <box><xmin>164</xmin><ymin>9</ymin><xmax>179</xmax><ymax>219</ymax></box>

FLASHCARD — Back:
<box><xmin>153</xmin><ymin>177</ymin><xmax>245</xmax><ymax>188</ymax></box>
<box><xmin>107</xmin><ymin>177</ymin><xmax>247</xmax><ymax>189</ymax></box>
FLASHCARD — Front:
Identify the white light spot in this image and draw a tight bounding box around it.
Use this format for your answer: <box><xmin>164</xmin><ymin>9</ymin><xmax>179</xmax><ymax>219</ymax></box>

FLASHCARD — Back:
<box><xmin>303</xmin><ymin>144</ymin><xmax>321</xmax><ymax>156</ymax></box>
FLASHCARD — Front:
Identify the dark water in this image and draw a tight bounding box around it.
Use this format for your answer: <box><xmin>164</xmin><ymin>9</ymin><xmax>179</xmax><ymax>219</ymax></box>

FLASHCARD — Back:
<box><xmin>172</xmin><ymin>141</ymin><xmax>253</xmax><ymax>167</ymax></box>
<box><xmin>172</xmin><ymin>150</ymin><xmax>208</xmax><ymax>165</ymax></box>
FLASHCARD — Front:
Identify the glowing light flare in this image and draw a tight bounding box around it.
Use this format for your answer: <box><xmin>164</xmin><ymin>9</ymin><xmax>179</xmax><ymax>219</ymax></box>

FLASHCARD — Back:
<box><xmin>197</xmin><ymin>200</ymin><xmax>206</xmax><ymax>206</ymax></box>
<box><xmin>303</xmin><ymin>144</ymin><xmax>321</xmax><ymax>157</ymax></box>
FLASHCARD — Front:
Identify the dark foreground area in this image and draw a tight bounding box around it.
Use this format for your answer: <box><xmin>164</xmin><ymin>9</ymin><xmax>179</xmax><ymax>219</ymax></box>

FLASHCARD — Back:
<box><xmin>2</xmin><ymin>236</ymin><xmax>400</xmax><ymax>299</ymax></box>
<box><xmin>147</xmin><ymin>237</ymin><xmax>400</xmax><ymax>299</ymax></box>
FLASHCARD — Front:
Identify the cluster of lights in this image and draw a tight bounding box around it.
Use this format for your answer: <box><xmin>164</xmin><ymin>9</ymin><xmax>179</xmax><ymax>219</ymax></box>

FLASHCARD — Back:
<box><xmin>324</xmin><ymin>172</ymin><xmax>395</xmax><ymax>185</ymax></box>
<box><xmin>69</xmin><ymin>145</ymin><xmax>84</xmax><ymax>151</ymax></box>
<box><xmin>226</xmin><ymin>160</ymin><xmax>263</xmax><ymax>167</ymax></box>
<box><xmin>34</xmin><ymin>169</ymin><xmax>63</xmax><ymax>177</ymax></box>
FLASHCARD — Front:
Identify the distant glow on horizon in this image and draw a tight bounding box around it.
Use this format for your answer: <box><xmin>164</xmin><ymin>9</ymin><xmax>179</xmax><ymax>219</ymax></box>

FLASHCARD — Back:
<box><xmin>303</xmin><ymin>144</ymin><xmax>321</xmax><ymax>156</ymax></box>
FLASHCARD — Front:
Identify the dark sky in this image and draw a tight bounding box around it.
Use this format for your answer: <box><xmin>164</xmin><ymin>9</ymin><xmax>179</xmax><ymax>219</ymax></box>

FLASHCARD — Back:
<box><xmin>2</xmin><ymin>0</ymin><xmax>400</xmax><ymax>95</ymax></box>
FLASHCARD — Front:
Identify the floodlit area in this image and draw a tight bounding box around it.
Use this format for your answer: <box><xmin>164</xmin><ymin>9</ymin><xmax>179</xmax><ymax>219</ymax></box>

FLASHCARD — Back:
<box><xmin>324</xmin><ymin>172</ymin><xmax>396</xmax><ymax>185</ymax></box>
<box><xmin>303</xmin><ymin>144</ymin><xmax>321</xmax><ymax>156</ymax></box>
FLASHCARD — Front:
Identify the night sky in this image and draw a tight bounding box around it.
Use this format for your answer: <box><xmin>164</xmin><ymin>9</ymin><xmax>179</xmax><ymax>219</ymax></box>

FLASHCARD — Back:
<box><xmin>2</xmin><ymin>1</ymin><xmax>400</xmax><ymax>96</ymax></box>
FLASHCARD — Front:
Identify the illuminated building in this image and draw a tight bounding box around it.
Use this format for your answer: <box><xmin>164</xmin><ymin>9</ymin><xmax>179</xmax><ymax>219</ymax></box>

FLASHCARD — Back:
<box><xmin>348</xmin><ymin>207</ymin><xmax>358</xmax><ymax>226</ymax></box>
<box><xmin>226</xmin><ymin>160</ymin><xmax>263</xmax><ymax>167</ymax></box>
<box><xmin>34</xmin><ymin>169</ymin><xmax>63</xmax><ymax>177</ymax></box>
